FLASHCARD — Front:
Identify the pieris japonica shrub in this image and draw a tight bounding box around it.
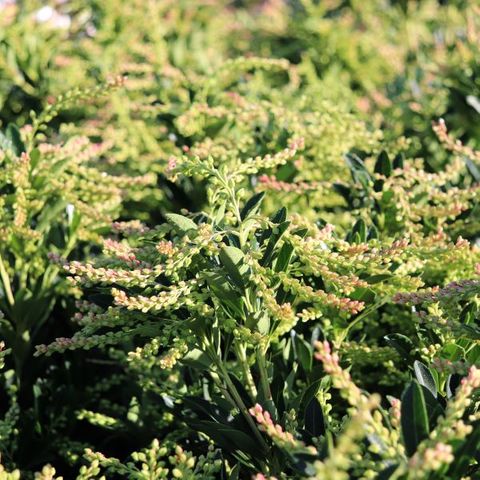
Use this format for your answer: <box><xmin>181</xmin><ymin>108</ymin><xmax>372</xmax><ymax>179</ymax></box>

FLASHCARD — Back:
<box><xmin>31</xmin><ymin>124</ymin><xmax>480</xmax><ymax>477</ymax></box>
<box><xmin>1</xmin><ymin>0</ymin><xmax>480</xmax><ymax>478</ymax></box>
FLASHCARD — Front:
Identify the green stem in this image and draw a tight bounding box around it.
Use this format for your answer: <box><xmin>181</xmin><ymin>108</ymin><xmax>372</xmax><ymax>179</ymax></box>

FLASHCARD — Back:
<box><xmin>0</xmin><ymin>253</ymin><xmax>14</xmax><ymax>306</ymax></box>
<box><xmin>256</xmin><ymin>347</ymin><xmax>272</xmax><ymax>402</ymax></box>
<box><xmin>221</xmin><ymin>364</ymin><xmax>269</xmax><ymax>451</ymax></box>
<box><xmin>235</xmin><ymin>342</ymin><xmax>257</xmax><ymax>397</ymax></box>
<box><xmin>210</xmin><ymin>350</ymin><xmax>268</xmax><ymax>451</ymax></box>
<box><xmin>209</xmin><ymin>370</ymin><xmax>236</xmax><ymax>407</ymax></box>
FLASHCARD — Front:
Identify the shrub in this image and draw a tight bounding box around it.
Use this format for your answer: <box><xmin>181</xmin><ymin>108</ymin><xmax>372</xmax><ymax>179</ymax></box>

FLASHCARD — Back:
<box><xmin>35</xmin><ymin>127</ymin><xmax>480</xmax><ymax>477</ymax></box>
<box><xmin>1</xmin><ymin>1</ymin><xmax>480</xmax><ymax>478</ymax></box>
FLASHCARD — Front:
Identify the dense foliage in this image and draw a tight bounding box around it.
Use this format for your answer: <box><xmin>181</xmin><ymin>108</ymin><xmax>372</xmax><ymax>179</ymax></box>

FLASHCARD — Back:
<box><xmin>1</xmin><ymin>0</ymin><xmax>480</xmax><ymax>478</ymax></box>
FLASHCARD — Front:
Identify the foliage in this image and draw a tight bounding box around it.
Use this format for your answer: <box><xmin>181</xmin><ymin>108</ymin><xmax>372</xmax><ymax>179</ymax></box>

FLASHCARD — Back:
<box><xmin>1</xmin><ymin>0</ymin><xmax>480</xmax><ymax>479</ymax></box>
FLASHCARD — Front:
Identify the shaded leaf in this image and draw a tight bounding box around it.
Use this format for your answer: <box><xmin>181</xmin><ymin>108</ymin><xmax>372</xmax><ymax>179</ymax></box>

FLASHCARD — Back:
<box><xmin>304</xmin><ymin>397</ymin><xmax>325</xmax><ymax>438</ymax></box>
<box><xmin>6</xmin><ymin>123</ymin><xmax>25</xmax><ymax>155</ymax></box>
<box><xmin>219</xmin><ymin>246</ymin><xmax>247</xmax><ymax>290</ymax></box>
<box><xmin>240</xmin><ymin>192</ymin><xmax>265</xmax><ymax>220</ymax></box>
<box><xmin>374</xmin><ymin>150</ymin><xmax>392</xmax><ymax>177</ymax></box>
<box><xmin>401</xmin><ymin>381</ymin><xmax>430</xmax><ymax>457</ymax></box>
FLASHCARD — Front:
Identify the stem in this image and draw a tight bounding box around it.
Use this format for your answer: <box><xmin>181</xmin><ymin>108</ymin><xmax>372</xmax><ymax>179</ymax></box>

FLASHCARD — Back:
<box><xmin>0</xmin><ymin>253</ymin><xmax>14</xmax><ymax>306</ymax></box>
<box><xmin>220</xmin><ymin>363</ymin><xmax>269</xmax><ymax>451</ymax></box>
<box><xmin>209</xmin><ymin>370</ymin><xmax>236</xmax><ymax>407</ymax></box>
<box><xmin>214</xmin><ymin>172</ymin><xmax>242</xmax><ymax>225</ymax></box>
<box><xmin>256</xmin><ymin>347</ymin><xmax>272</xmax><ymax>402</ymax></box>
<box><xmin>235</xmin><ymin>342</ymin><xmax>257</xmax><ymax>397</ymax></box>
<box><xmin>210</xmin><ymin>349</ymin><xmax>268</xmax><ymax>451</ymax></box>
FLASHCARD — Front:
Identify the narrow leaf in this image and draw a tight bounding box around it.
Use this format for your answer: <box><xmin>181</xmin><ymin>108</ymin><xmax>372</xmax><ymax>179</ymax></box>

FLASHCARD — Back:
<box><xmin>304</xmin><ymin>397</ymin><xmax>325</xmax><ymax>438</ymax></box>
<box><xmin>240</xmin><ymin>192</ymin><xmax>265</xmax><ymax>220</ymax></box>
<box><xmin>374</xmin><ymin>150</ymin><xmax>392</xmax><ymax>177</ymax></box>
<box><xmin>401</xmin><ymin>381</ymin><xmax>430</xmax><ymax>457</ymax></box>
<box><xmin>219</xmin><ymin>246</ymin><xmax>247</xmax><ymax>290</ymax></box>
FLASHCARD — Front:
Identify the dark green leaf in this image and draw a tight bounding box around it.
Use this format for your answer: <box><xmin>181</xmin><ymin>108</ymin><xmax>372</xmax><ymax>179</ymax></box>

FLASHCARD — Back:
<box><xmin>345</xmin><ymin>153</ymin><xmax>371</xmax><ymax>188</ymax></box>
<box><xmin>393</xmin><ymin>153</ymin><xmax>404</xmax><ymax>169</ymax></box>
<box><xmin>374</xmin><ymin>151</ymin><xmax>392</xmax><ymax>177</ymax></box>
<box><xmin>304</xmin><ymin>397</ymin><xmax>325</xmax><ymax>438</ymax></box>
<box><xmin>377</xmin><ymin>464</ymin><xmax>400</xmax><ymax>479</ymax></box>
<box><xmin>190</xmin><ymin>421</ymin><xmax>263</xmax><ymax>457</ymax></box>
<box><xmin>240</xmin><ymin>192</ymin><xmax>265</xmax><ymax>220</ymax></box>
<box><xmin>351</xmin><ymin>219</ymin><xmax>367</xmax><ymax>243</ymax></box>
<box><xmin>367</xmin><ymin>225</ymin><xmax>379</xmax><ymax>240</ymax></box>
<box><xmin>401</xmin><ymin>381</ymin><xmax>430</xmax><ymax>457</ymax></box>
<box><xmin>384</xmin><ymin>334</ymin><xmax>416</xmax><ymax>362</ymax></box>
<box><xmin>274</xmin><ymin>241</ymin><xmax>294</xmax><ymax>272</ymax></box>
<box><xmin>260</xmin><ymin>221</ymin><xmax>290</xmax><ymax>267</ymax></box>
<box><xmin>293</xmin><ymin>334</ymin><xmax>313</xmax><ymax>372</ymax></box>
<box><xmin>6</xmin><ymin>123</ymin><xmax>25</xmax><ymax>155</ymax></box>
<box><xmin>364</xmin><ymin>274</ymin><xmax>392</xmax><ymax>284</ymax></box>
<box><xmin>271</xmin><ymin>207</ymin><xmax>287</xmax><ymax>224</ymax></box>
<box><xmin>219</xmin><ymin>246</ymin><xmax>247</xmax><ymax>290</ymax></box>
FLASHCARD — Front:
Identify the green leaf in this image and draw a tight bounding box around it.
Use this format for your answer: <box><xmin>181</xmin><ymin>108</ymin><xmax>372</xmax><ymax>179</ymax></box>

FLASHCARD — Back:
<box><xmin>351</xmin><ymin>218</ymin><xmax>367</xmax><ymax>243</ymax></box>
<box><xmin>384</xmin><ymin>334</ymin><xmax>416</xmax><ymax>362</ymax></box>
<box><xmin>228</xmin><ymin>463</ymin><xmax>241</xmax><ymax>480</ymax></box>
<box><xmin>446</xmin><ymin>373</ymin><xmax>462</xmax><ymax>399</ymax></box>
<box><xmin>467</xmin><ymin>345</ymin><xmax>480</xmax><ymax>364</ymax></box>
<box><xmin>6</xmin><ymin>123</ymin><xmax>25</xmax><ymax>155</ymax></box>
<box><xmin>30</xmin><ymin>148</ymin><xmax>40</xmax><ymax>169</ymax></box>
<box><xmin>401</xmin><ymin>381</ymin><xmax>430</xmax><ymax>457</ymax></box>
<box><xmin>413</xmin><ymin>361</ymin><xmax>437</xmax><ymax>398</ymax></box>
<box><xmin>205</xmin><ymin>272</ymin><xmax>245</xmax><ymax>318</ymax></box>
<box><xmin>36</xmin><ymin>198</ymin><xmax>67</xmax><ymax>232</ymax></box>
<box><xmin>465</xmin><ymin>158</ymin><xmax>480</xmax><ymax>182</ymax></box>
<box><xmin>274</xmin><ymin>241</ymin><xmax>294</xmax><ymax>272</ymax></box>
<box><xmin>240</xmin><ymin>192</ymin><xmax>265</xmax><ymax>220</ymax></box>
<box><xmin>374</xmin><ymin>151</ymin><xmax>392</xmax><ymax>177</ymax></box>
<box><xmin>293</xmin><ymin>333</ymin><xmax>313</xmax><ymax>372</ymax></box>
<box><xmin>165</xmin><ymin>213</ymin><xmax>197</xmax><ymax>233</ymax></box>
<box><xmin>261</xmin><ymin>221</ymin><xmax>290</xmax><ymax>267</ymax></box>
<box><xmin>256</xmin><ymin>313</ymin><xmax>270</xmax><ymax>335</ymax></box>
<box><xmin>182</xmin><ymin>349</ymin><xmax>212</xmax><ymax>370</ymax></box>
<box><xmin>219</xmin><ymin>246</ymin><xmax>248</xmax><ymax>290</ymax></box>
<box><xmin>345</xmin><ymin>153</ymin><xmax>371</xmax><ymax>188</ymax></box>
<box><xmin>350</xmin><ymin>287</ymin><xmax>376</xmax><ymax>303</ymax></box>
<box><xmin>440</xmin><ymin>343</ymin><xmax>464</xmax><ymax>361</ymax></box>
<box><xmin>393</xmin><ymin>153</ymin><xmax>404</xmax><ymax>169</ymax></box>
<box><xmin>304</xmin><ymin>397</ymin><xmax>325</xmax><ymax>438</ymax></box>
